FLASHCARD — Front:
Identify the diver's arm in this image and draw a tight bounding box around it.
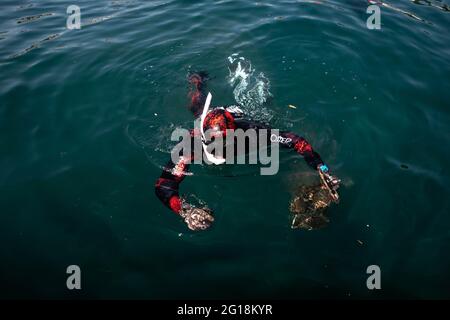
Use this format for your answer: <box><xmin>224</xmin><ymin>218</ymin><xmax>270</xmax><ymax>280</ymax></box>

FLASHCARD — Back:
<box><xmin>154</xmin><ymin>132</ymin><xmax>214</xmax><ymax>230</ymax></box>
<box><xmin>155</xmin><ymin>156</ymin><xmax>189</xmax><ymax>214</ymax></box>
<box><xmin>188</xmin><ymin>72</ymin><xmax>209</xmax><ymax>118</ymax></box>
<box><xmin>278</xmin><ymin>130</ymin><xmax>340</xmax><ymax>201</ymax></box>
<box><xmin>234</xmin><ymin>118</ymin><xmax>325</xmax><ymax>170</ymax></box>
<box><xmin>278</xmin><ymin>131</ymin><xmax>325</xmax><ymax>171</ymax></box>
<box><xmin>234</xmin><ymin>119</ymin><xmax>340</xmax><ymax>199</ymax></box>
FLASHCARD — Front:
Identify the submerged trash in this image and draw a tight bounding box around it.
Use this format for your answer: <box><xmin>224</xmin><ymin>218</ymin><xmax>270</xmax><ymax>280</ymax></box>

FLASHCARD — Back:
<box><xmin>290</xmin><ymin>184</ymin><xmax>335</xmax><ymax>230</ymax></box>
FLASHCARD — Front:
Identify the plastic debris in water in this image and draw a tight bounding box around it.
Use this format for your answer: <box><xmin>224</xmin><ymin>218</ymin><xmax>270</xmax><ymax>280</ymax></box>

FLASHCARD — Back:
<box><xmin>288</xmin><ymin>104</ymin><xmax>297</xmax><ymax>109</ymax></box>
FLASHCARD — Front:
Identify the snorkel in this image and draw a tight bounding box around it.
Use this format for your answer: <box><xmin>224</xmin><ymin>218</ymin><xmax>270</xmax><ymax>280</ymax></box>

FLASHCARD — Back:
<box><xmin>200</xmin><ymin>93</ymin><xmax>226</xmax><ymax>165</ymax></box>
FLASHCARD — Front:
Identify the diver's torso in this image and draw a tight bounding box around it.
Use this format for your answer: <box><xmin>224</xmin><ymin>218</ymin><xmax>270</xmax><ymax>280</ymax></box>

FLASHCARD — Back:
<box><xmin>200</xmin><ymin>105</ymin><xmax>279</xmax><ymax>160</ymax></box>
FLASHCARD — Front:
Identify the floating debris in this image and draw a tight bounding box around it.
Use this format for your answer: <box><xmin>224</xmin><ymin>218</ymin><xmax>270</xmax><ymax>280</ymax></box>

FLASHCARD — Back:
<box><xmin>357</xmin><ymin>240</ymin><xmax>364</xmax><ymax>246</ymax></box>
<box><xmin>400</xmin><ymin>164</ymin><xmax>409</xmax><ymax>169</ymax></box>
<box><xmin>288</xmin><ymin>104</ymin><xmax>297</xmax><ymax>109</ymax></box>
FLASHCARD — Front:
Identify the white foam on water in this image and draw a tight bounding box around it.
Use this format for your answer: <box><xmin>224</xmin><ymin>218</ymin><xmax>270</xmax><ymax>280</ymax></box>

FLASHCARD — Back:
<box><xmin>227</xmin><ymin>54</ymin><xmax>273</xmax><ymax>121</ymax></box>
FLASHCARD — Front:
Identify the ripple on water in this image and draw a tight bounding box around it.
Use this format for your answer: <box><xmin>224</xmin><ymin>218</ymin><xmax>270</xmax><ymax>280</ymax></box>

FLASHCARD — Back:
<box><xmin>83</xmin><ymin>15</ymin><xmax>116</xmax><ymax>28</ymax></box>
<box><xmin>8</xmin><ymin>33</ymin><xmax>60</xmax><ymax>60</ymax></box>
<box><xmin>16</xmin><ymin>12</ymin><xmax>54</xmax><ymax>25</ymax></box>
<box><xmin>0</xmin><ymin>0</ymin><xmax>449</xmax><ymax>298</ymax></box>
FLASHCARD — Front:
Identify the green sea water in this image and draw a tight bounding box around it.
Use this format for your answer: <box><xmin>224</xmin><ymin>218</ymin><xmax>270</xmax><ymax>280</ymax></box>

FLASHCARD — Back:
<box><xmin>0</xmin><ymin>0</ymin><xmax>449</xmax><ymax>299</ymax></box>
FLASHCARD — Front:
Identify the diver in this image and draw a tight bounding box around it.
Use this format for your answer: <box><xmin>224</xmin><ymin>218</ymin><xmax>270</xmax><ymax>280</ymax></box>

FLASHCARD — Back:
<box><xmin>155</xmin><ymin>72</ymin><xmax>340</xmax><ymax>231</ymax></box>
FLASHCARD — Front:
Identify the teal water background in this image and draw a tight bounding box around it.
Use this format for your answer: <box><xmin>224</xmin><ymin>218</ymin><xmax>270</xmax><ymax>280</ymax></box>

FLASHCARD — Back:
<box><xmin>0</xmin><ymin>0</ymin><xmax>449</xmax><ymax>299</ymax></box>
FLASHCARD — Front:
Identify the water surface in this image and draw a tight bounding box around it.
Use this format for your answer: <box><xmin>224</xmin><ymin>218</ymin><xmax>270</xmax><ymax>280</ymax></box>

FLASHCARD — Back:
<box><xmin>0</xmin><ymin>0</ymin><xmax>449</xmax><ymax>299</ymax></box>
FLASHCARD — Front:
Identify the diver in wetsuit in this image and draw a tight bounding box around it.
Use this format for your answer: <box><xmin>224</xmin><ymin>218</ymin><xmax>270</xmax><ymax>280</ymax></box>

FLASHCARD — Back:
<box><xmin>155</xmin><ymin>72</ymin><xmax>340</xmax><ymax>231</ymax></box>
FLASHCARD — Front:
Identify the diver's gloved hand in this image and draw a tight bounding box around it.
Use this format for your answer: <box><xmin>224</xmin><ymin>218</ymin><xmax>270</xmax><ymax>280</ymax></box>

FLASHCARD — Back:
<box><xmin>179</xmin><ymin>204</ymin><xmax>214</xmax><ymax>231</ymax></box>
<box><xmin>318</xmin><ymin>164</ymin><xmax>341</xmax><ymax>202</ymax></box>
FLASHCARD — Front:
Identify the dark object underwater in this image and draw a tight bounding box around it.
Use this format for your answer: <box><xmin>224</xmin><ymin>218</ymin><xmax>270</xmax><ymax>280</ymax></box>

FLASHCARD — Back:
<box><xmin>290</xmin><ymin>184</ymin><xmax>335</xmax><ymax>230</ymax></box>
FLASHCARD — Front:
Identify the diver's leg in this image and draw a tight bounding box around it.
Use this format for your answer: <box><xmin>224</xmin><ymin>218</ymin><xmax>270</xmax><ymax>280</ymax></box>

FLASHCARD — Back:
<box><xmin>188</xmin><ymin>71</ymin><xmax>209</xmax><ymax>118</ymax></box>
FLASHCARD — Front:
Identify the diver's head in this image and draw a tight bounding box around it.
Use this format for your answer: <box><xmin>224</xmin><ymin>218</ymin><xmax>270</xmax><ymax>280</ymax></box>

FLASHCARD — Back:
<box><xmin>202</xmin><ymin>109</ymin><xmax>236</xmax><ymax>140</ymax></box>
